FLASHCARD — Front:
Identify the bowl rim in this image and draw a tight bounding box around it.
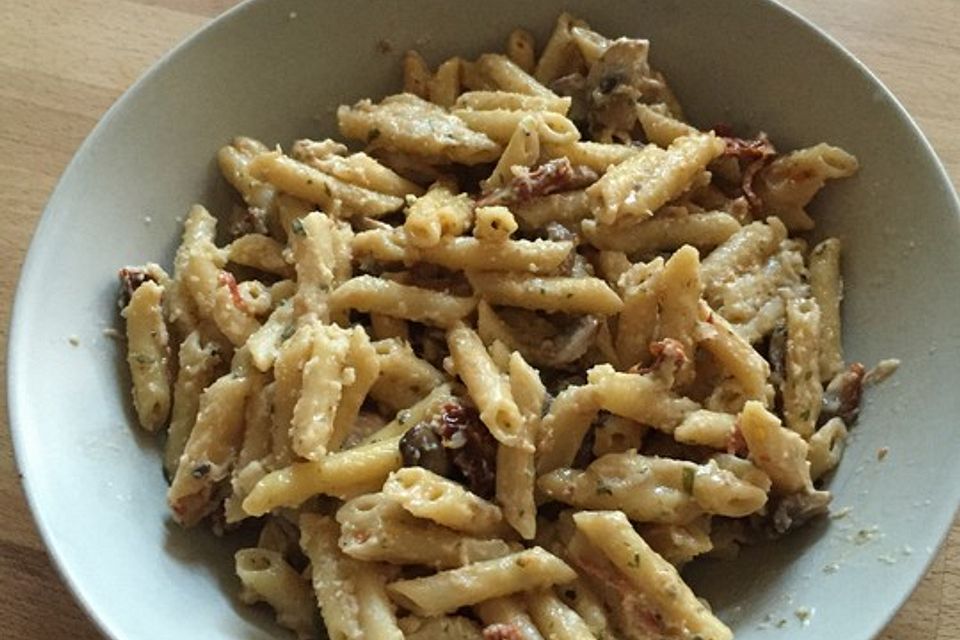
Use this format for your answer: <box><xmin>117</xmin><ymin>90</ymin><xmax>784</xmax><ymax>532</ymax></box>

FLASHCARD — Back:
<box><xmin>7</xmin><ymin>1</ymin><xmax>960</xmax><ymax>639</ymax></box>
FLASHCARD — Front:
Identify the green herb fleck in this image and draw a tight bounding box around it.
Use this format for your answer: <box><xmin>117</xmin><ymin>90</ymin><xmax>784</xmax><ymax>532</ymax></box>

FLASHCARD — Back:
<box><xmin>132</xmin><ymin>353</ymin><xmax>155</xmax><ymax>365</ymax></box>
<box><xmin>280</xmin><ymin>324</ymin><xmax>296</xmax><ymax>341</ymax></box>
<box><xmin>596</xmin><ymin>480</ymin><xmax>614</xmax><ymax>496</ymax></box>
<box><xmin>628</xmin><ymin>552</ymin><xmax>641</xmax><ymax>568</ymax></box>
<box><xmin>682</xmin><ymin>467</ymin><xmax>696</xmax><ymax>494</ymax></box>
<box><xmin>291</xmin><ymin>217</ymin><xmax>306</xmax><ymax>236</ymax></box>
<box><xmin>800</xmin><ymin>409</ymin><xmax>811</xmax><ymax>421</ymax></box>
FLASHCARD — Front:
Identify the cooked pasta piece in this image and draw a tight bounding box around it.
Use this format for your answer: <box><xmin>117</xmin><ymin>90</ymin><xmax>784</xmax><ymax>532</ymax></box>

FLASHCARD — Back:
<box><xmin>738</xmin><ymin>401</ymin><xmax>812</xmax><ymax>494</ymax></box>
<box><xmin>809</xmin><ymin>238</ymin><xmax>844</xmax><ymax>380</ymax></box>
<box><xmin>807</xmin><ymin>417</ymin><xmax>848</xmax><ymax>481</ymax></box>
<box><xmin>524</xmin><ymin>589</ymin><xmax>595</xmax><ymax>640</ymax></box>
<box><xmin>163</xmin><ymin>330</ymin><xmax>221</xmax><ymax>476</ymax></box>
<box><xmin>475</xmin><ymin>596</ymin><xmax>545</xmax><ymax>640</ymax></box>
<box><xmin>467</xmin><ymin>271</ymin><xmax>623</xmax><ymax>315</ymax></box>
<box><xmin>583</xmin><ymin>211</ymin><xmax>741</xmax><ymax>254</ymax></box>
<box><xmin>572</xmin><ymin>511</ymin><xmax>733</xmax><ymax>640</ymax></box>
<box><xmin>122</xmin><ymin>280</ymin><xmax>171</xmax><ymax>431</ymax></box>
<box><xmin>538</xmin><ymin>451</ymin><xmax>767</xmax><ymax>523</ymax></box>
<box><xmin>383</xmin><ymin>467</ymin><xmax>507</xmax><ymax>537</ymax></box>
<box><xmin>404</xmin><ymin>179</ymin><xmax>474</xmax><ymax>247</ymax></box>
<box><xmin>586</xmin><ymin>132</ymin><xmax>724</xmax><ymax>224</ymax></box>
<box><xmin>387</xmin><ymin>547</ymin><xmax>576</xmax><ymax>617</ymax></box>
<box><xmin>330</xmin><ymin>275</ymin><xmax>476</xmax><ymax>328</ymax></box>
<box><xmin>235</xmin><ymin>548</ymin><xmax>316</xmax><ymax>639</ymax></box>
<box><xmin>783</xmin><ymin>297</ymin><xmax>822</xmax><ymax>438</ymax></box>
<box><xmin>587</xmin><ymin>364</ymin><xmax>699</xmax><ymax>433</ymax></box>
<box><xmin>338</xmin><ymin>93</ymin><xmax>502</xmax><ymax>164</ymax></box>
<box><xmin>337</xmin><ymin>493</ymin><xmax>512</xmax><ymax>569</ymax></box>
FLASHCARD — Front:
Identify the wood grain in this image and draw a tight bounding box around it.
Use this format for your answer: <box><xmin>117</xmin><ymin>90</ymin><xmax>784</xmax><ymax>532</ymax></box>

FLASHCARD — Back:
<box><xmin>0</xmin><ymin>1</ymin><xmax>956</xmax><ymax>638</ymax></box>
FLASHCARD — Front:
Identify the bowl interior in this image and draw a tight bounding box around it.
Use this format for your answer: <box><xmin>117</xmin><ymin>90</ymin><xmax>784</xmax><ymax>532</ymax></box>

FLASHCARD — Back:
<box><xmin>9</xmin><ymin>1</ymin><xmax>960</xmax><ymax>639</ymax></box>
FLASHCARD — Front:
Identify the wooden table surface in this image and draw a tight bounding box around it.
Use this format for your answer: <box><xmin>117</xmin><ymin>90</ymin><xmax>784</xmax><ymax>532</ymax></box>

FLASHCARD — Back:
<box><xmin>0</xmin><ymin>0</ymin><xmax>957</xmax><ymax>638</ymax></box>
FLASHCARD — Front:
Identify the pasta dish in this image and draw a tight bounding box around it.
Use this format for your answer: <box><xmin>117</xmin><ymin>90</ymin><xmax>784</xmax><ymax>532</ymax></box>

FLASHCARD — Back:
<box><xmin>116</xmin><ymin>13</ymin><xmax>890</xmax><ymax>640</ymax></box>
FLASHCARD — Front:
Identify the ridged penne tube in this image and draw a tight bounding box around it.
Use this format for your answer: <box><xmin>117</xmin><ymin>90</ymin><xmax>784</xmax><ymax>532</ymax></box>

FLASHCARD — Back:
<box><xmin>329</xmin><ymin>275</ymin><xmax>477</xmax><ymax>328</ymax></box>
<box><xmin>538</xmin><ymin>452</ymin><xmax>767</xmax><ymax>523</ymax></box>
<box><xmin>582</xmin><ymin>211</ymin><xmax>741</xmax><ymax>254</ymax></box>
<box><xmin>587</xmin><ymin>364</ymin><xmax>699</xmax><ymax>433</ymax></box>
<box><xmin>248</xmin><ymin>150</ymin><xmax>404</xmax><ymax>217</ymax></box>
<box><xmin>808</xmin><ymin>417</ymin><xmax>848</xmax><ymax>481</ymax></box>
<box><xmin>291</xmin><ymin>139</ymin><xmax>425</xmax><ymax>198</ymax></box>
<box><xmin>453</xmin><ymin>109</ymin><xmax>580</xmax><ymax>146</ymax></box>
<box><xmin>512</xmin><ymin>190</ymin><xmax>591</xmax><ymax>231</ymax></box>
<box><xmin>467</xmin><ymin>271</ymin><xmax>623</xmax><ymax>315</ymax></box>
<box><xmin>506</xmin><ymin>28</ymin><xmax>537</xmax><ymax>72</ymax></box>
<box><xmin>696</xmin><ymin>301</ymin><xmax>771</xmax><ymax>402</ymax></box>
<box><xmin>217</xmin><ymin>137</ymin><xmax>276</xmax><ymax>210</ymax></box>
<box><xmin>359</xmin><ymin>384</ymin><xmax>453</xmax><ymax>446</ymax></box>
<box><xmin>455</xmin><ymin>90</ymin><xmax>570</xmax><ymax>115</ymax></box>
<box><xmin>674</xmin><ymin>410</ymin><xmax>736</xmax><ymax>449</ymax></box>
<box><xmin>329</xmin><ymin>329</ymin><xmax>381</xmax><ymax>451</ymax></box>
<box><xmin>227</xmin><ymin>233</ymin><xmax>292</xmax><ymax>277</ymax></box>
<box><xmin>290</xmin><ymin>324</ymin><xmax>353</xmax><ymax>459</ymax></box>
<box><xmin>122</xmin><ymin>280</ymin><xmax>171</xmax><ymax>431</ymax></box>
<box><xmin>369</xmin><ymin>313</ymin><xmax>409</xmax><ymax>341</ymax></box>
<box><xmin>386</xmin><ymin>547</ymin><xmax>576</xmax><ymax>617</ymax></box>
<box><xmin>288</xmin><ymin>210</ymin><xmax>351</xmax><ymax>321</ymax></box>
<box><xmin>447</xmin><ymin>322</ymin><xmax>527</xmax><ymax>449</ymax></box>
<box><xmin>210</xmin><ymin>275</ymin><xmax>262</xmax><ymax>346</ymax></box>
<box><xmin>809</xmin><ymin>238</ymin><xmax>844</xmax><ymax>381</ymax></box>
<box><xmin>404</xmin><ymin>179</ymin><xmax>474</xmax><ymax>247</ymax></box>
<box><xmin>635</xmin><ymin>521</ymin><xmax>714</xmax><ymax>568</ymax></box>
<box><xmin>336</xmin><ymin>493</ymin><xmax>512</xmax><ymax>569</ymax></box>
<box><xmin>756</xmin><ymin>143</ymin><xmax>859</xmax><ymax>231</ymax></box>
<box><xmin>568</xmin><ymin>24</ymin><xmax>611</xmax><ymax>65</ymax></box>
<box><xmin>338</xmin><ymin>93</ymin><xmax>502</xmax><ymax>165</ymax></box>
<box><xmin>242</xmin><ymin>436</ymin><xmax>403</xmax><ymax>516</ymax></box>
<box><xmin>592</xmin><ymin>414</ymin><xmax>647</xmax><ymax>457</ymax></box>
<box><xmin>573</xmin><ymin>511</ymin><xmax>733</xmax><ymax>640</ymax></box>
<box><xmin>269</xmin><ymin>323</ymin><xmax>313</xmax><ymax>466</ymax></box>
<box><xmin>427</xmin><ymin>57</ymin><xmax>462</xmax><ymax>108</ymax></box>
<box><xmin>474</xmin><ymin>205</ymin><xmax>519</xmax><ymax>241</ymax></box>
<box><xmin>166</xmin><ymin>205</ymin><xmax>216</xmax><ymax>337</ymax></box>
<box><xmin>168</xmin><ymin>371</ymin><xmax>252</xmax><ymax>526</ymax></box>
<box><xmin>738</xmin><ymin>400</ymin><xmax>812</xmax><ymax>494</ymax></box>
<box><xmin>353</xmin><ymin>229</ymin><xmax>573</xmax><ymax>274</ymax></box>
<box><xmin>534</xmin><ymin>13</ymin><xmax>588</xmax><ymax>83</ymax></box>
<box><xmin>587</xmin><ymin>133</ymin><xmax>725</xmax><ymax>224</ymax></box>
<box><xmin>542</xmin><ymin>140</ymin><xmax>639</xmax><ymax>174</ymax></box>
<box><xmin>524</xmin><ymin>589</ymin><xmax>595</xmax><ymax>640</ymax></box>
<box><xmin>163</xmin><ymin>331</ymin><xmax>221</xmax><ymax>476</ymax></box>
<box><xmin>655</xmin><ymin>245</ymin><xmax>702</xmax><ymax>385</ymax></box>
<box><xmin>475</xmin><ymin>596</ymin><xmax>544</xmax><ymax>640</ymax></box>
<box><xmin>245</xmin><ymin>299</ymin><xmax>294</xmax><ymax>372</ymax></box>
<box><xmin>484</xmin><ymin>116</ymin><xmax>541</xmax><ymax>191</ymax></box>
<box><xmin>498</xmin><ymin>352</ymin><xmax>546</xmax><ymax>539</ymax></box>
<box><xmin>783</xmin><ymin>297</ymin><xmax>822</xmax><ymax>438</ymax></box>
<box><xmin>403</xmin><ymin>50</ymin><xmax>431</xmax><ymax>98</ymax></box>
<box><xmin>235</xmin><ymin>548</ymin><xmax>316</xmax><ymax>639</ymax></box>
<box><xmin>475</xmin><ymin>53</ymin><xmax>557</xmax><ymax>99</ymax></box>
<box><xmin>613</xmin><ymin>258</ymin><xmax>663</xmax><ymax>368</ymax></box>
<box><xmin>535</xmin><ymin>385</ymin><xmax>601</xmax><ymax>474</ymax></box>
<box><xmin>355</xmin><ymin>562</ymin><xmax>405</xmax><ymax>640</ymax></box>
<box><xmin>556</xmin><ymin>578</ymin><xmax>620</xmax><ymax>639</ymax></box>
<box><xmin>636</xmin><ymin>103</ymin><xmax>698</xmax><ymax>147</ymax></box>
<box><xmin>368</xmin><ymin>339</ymin><xmax>446</xmax><ymax>413</ymax></box>
<box><xmin>700</xmin><ymin>217</ymin><xmax>788</xmax><ymax>303</ymax></box>
<box><xmin>383</xmin><ymin>467</ymin><xmax>507</xmax><ymax>537</ymax></box>
<box><xmin>299</xmin><ymin>514</ymin><xmax>364</xmax><ymax>640</ymax></box>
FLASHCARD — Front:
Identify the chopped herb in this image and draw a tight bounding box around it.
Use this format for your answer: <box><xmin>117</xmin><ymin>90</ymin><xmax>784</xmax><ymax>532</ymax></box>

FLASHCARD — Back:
<box><xmin>539</xmin><ymin>286</ymin><xmax>548</xmax><ymax>295</ymax></box>
<box><xmin>132</xmin><ymin>353</ymin><xmax>155</xmax><ymax>365</ymax></box>
<box><xmin>800</xmin><ymin>409</ymin><xmax>811</xmax><ymax>421</ymax></box>
<box><xmin>628</xmin><ymin>552</ymin><xmax>641</xmax><ymax>568</ymax></box>
<box><xmin>306</xmin><ymin>178</ymin><xmax>313</xmax><ymax>185</ymax></box>
<box><xmin>682</xmin><ymin>467</ymin><xmax>696</xmax><ymax>494</ymax></box>
<box><xmin>596</xmin><ymin>480</ymin><xmax>614</xmax><ymax>496</ymax></box>
<box><xmin>280</xmin><ymin>324</ymin><xmax>296</xmax><ymax>341</ymax></box>
<box><xmin>291</xmin><ymin>217</ymin><xmax>306</xmax><ymax>236</ymax></box>
<box><xmin>565</xmin><ymin>292</ymin><xmax>575</xmax><ymax>299</ymax></box>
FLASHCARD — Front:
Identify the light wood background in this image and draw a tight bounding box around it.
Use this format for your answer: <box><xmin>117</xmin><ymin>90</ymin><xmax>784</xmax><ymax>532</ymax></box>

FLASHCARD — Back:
<box><xmin>0</xmin><ymin>1</ymin><xmax>957</xmax><ymax>638</ymax></box>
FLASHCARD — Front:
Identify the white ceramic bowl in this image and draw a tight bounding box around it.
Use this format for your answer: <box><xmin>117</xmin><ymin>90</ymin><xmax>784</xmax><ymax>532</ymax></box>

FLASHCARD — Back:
<box><xmin>8</xmin><ymin>1</ymin><xmax>960</xmax><ymax>638</ymax></box>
